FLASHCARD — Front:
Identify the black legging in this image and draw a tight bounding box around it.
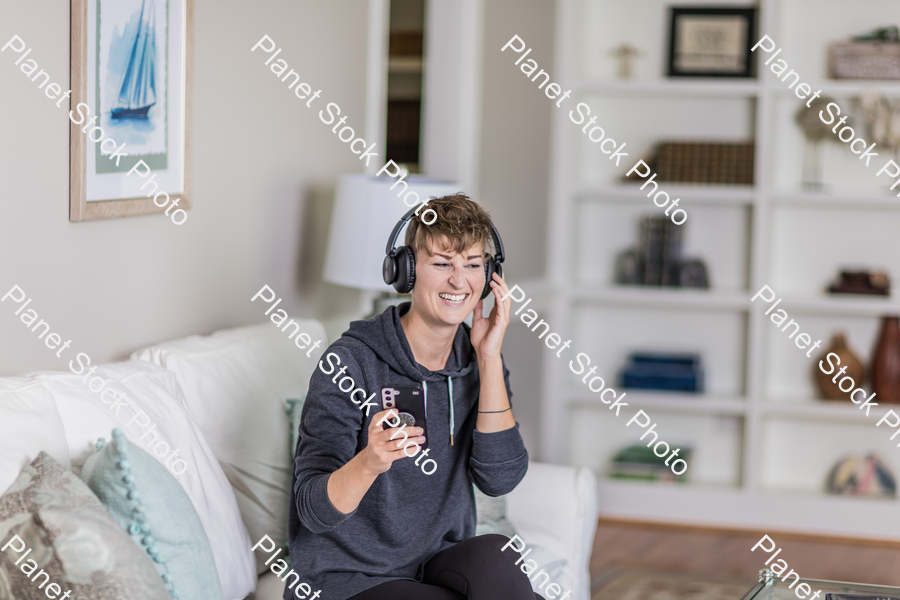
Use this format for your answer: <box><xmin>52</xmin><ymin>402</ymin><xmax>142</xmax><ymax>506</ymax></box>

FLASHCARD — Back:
<box><xmin>347</xmin><ymin>534</ymin><xmax>545</xmax><ymax>600</ymax></box>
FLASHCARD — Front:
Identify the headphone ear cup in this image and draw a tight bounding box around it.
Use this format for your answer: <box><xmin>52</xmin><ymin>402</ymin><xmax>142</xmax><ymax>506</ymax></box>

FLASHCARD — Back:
<box><xmin>481</xmin><ymin>258</ymin><xmax>496</xmax><ymax>300</ymax></box>
<box><xmin>383</xmin><ymin>254</ymin><xmax>397</xmax><ymax>286</ymax></box>
<box><xmin>394</xmin><ymin>246</ymin><xmax>417</xmax><ymax>294</ymax></box>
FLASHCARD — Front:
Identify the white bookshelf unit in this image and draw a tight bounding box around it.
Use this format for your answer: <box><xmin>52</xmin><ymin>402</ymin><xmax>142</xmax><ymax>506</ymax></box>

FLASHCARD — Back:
<box><xmin>542</xmin><ymin>0</ymin><xmax>900</xmax><ymax>540</ymax></box>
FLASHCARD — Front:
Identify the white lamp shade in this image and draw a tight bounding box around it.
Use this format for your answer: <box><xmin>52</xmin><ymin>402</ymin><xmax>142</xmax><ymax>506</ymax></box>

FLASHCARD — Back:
<box><xmin>323</xmin><ymin>174</ymin><xmax>462</xmax><ymax>291</ymax></box>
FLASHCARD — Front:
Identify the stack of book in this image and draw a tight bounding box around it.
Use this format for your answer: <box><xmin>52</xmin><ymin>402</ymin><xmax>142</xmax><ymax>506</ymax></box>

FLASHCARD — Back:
<box><xmin>640</xmin><ymin>215</ymin><xmax>683</xmax><ymax>286</ymax></box>
<box><xmin>620</xmin><ymin>352</ymin><xmax>704</xmax><ymax>393</ymax></box>
<box><xmin>608</xmin><ymin>444</ymin><xmax>692</xmax><ymax>483</ymax></box>
<box><xmin>615</xmin><ymin>216</ymin><xmax>710</xmax><ymax>288</ymax></box>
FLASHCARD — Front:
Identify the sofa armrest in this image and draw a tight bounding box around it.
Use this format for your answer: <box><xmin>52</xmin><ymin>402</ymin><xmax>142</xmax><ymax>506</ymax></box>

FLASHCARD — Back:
<box><xmin>505</xmin><ymin>461</ymin><xmax>598</xmax><ymax>600</ymax></box>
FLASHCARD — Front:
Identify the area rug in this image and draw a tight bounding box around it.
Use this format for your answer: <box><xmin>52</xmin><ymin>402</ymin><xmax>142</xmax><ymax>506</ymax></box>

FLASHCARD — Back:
<box><xmin>591</xmin><ymin>568</ymin><xmax>754</xmax><ymax>600</ymax></box>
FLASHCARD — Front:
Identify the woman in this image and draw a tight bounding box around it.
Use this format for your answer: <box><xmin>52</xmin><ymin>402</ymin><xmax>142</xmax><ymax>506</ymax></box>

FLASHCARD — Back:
<box><xmin>286</xmin><ymin>194</ymin><xmax>539</xmax><ymax>600</ymax></box>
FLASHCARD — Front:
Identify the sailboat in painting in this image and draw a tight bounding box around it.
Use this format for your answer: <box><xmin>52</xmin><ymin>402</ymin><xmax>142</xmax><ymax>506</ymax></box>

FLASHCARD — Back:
<box><xmin>111</xmin><ymin>0</ymin><xmax>157</xmax><ymax>119</ymax></box>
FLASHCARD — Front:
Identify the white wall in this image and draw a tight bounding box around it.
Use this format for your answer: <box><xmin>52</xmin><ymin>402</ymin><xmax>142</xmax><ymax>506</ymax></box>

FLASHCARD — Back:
<box><xmin>0</xmin><ymin>0</ymin><xmax>370</xmax><ymax>376</ymax></box>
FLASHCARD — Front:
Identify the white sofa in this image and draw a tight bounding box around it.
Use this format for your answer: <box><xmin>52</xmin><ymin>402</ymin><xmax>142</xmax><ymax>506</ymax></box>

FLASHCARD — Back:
<box><xmin>0</xmin><ymin>320</ymin><xmax>597</xmax><ymax>600</ymax></box>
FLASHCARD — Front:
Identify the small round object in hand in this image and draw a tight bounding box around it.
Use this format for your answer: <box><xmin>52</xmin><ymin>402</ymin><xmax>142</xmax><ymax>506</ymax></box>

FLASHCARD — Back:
<box><xmin>397</xmin><ymin>412</ymin><xmax>416</xmax><ymax>428</ymax></box>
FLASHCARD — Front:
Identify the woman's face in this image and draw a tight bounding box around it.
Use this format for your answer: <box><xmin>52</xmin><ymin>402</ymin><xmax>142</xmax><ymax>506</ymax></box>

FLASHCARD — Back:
<box><xmin>411</xmin><ymin>236</ymin><xmax>485</xmax><ymax>326</ymax></box>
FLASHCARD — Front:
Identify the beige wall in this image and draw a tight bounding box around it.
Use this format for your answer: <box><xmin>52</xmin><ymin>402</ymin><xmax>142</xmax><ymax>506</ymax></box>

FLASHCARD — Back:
<box><xmin>0</xmin><ymin>0</ymin><xmax>555</xmax><ymax>459</ymax></box>
<box><xmin>479</xmin><ymin>0</ymin><xmax>554</xmax><ymax>282</ymax></box>
<box><xmin>479</xmin><ymin>0</ymin><xmax>555</xmax><ymax>455</ymax></box>
<box><xmin>0</xmin><ymin>0</ymin><xmax>370</xmax><ymax>376</ymax></box>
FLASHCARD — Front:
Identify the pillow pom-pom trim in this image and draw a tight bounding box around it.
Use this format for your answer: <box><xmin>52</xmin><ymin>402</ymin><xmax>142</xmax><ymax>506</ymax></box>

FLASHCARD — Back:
<box><xmin>108</xmin><ymin>428</ymin><xmax>178</xmax><ymax>600</ymax></box>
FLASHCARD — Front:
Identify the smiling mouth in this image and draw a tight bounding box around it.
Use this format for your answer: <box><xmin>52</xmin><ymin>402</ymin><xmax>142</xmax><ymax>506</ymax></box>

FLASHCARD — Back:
<box><xmin>439</xmin><ymin>292</ymin><xmax>469</xmax><ymax>305</ymax></box>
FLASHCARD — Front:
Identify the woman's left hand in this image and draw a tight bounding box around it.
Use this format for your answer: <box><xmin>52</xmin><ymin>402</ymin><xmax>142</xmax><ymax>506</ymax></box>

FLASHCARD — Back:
<box><xmin>470</xmin><ymin>272</ymin><xmax>512</xmax><ymax>362</ymax></box>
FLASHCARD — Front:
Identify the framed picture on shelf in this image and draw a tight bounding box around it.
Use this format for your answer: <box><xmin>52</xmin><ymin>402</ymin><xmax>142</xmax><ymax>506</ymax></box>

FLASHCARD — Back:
<box><xmin>666</xmin><ymin>6</ymin><xmax>757</xmax><ymax>78</ymax></box>
<box><xmin>70</xmin><ymin>0</ymin><xmax>193</xmax><ymax>222</ymax></box>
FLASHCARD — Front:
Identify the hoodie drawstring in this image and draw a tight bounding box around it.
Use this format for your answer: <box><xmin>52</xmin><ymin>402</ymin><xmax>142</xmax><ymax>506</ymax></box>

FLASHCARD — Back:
<box><xmin>423</xmin><ymin>378</ymin><xmax>455</xmax><ymax>446</ymax></box>
<box><xmin>448</xmin><ymin>377</ymin><xmax>454</xmax><ymax>446</ymax></box>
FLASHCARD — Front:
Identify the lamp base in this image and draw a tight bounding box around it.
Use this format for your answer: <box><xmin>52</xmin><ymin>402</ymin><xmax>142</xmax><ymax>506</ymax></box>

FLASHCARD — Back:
<box><xmin>366</xmin><ymin>292</ymin><xmax>409</xmax><ymax>319</ymax></box>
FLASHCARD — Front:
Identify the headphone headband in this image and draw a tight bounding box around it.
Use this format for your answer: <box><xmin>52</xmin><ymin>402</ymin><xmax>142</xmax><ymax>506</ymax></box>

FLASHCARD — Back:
<box><xmin>385</xmin><ymin>206</ymin><xmax>505</xmax><ymax>266</ymax></box>
<box><xmin>385</xmin><ymin>207</ymin><xmax>420</xmax><ymax>256</ymax></box>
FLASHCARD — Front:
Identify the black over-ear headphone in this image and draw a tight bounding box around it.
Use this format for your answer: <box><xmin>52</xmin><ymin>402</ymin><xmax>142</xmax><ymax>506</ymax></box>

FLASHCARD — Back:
<box><xmin>382</xmin><ymin>206</ymin><xmax>505</xmax><ymax>299</ymax></box>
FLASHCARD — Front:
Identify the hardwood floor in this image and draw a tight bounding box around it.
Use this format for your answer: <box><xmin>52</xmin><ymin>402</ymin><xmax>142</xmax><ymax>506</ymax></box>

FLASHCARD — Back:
<box><xmin>590</xmin><ymin>518</ymin><xmax>900</xmax><ymax>588</ymax></box>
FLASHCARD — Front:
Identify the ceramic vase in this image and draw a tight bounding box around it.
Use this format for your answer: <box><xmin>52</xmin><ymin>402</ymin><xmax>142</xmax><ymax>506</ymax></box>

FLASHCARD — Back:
<box><xmin>872</xmin><ymin>316</ymin><xmax>900</xmax><ymax>404</ymax></box>
<box><xmin>814</xmin><ymin>333</ymin><xmax>864</xmax><ymax>401</ymax></box>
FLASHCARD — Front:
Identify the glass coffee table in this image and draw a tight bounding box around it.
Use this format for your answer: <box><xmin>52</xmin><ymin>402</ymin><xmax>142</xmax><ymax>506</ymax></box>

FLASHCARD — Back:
<box><xmin>742</xmin><ymin>569</ymin><xmax>900</xmax><ymax>600</ymax></box>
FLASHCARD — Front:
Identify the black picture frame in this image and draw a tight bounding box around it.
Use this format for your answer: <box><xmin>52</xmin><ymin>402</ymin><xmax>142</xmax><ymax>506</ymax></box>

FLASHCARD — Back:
<box><xmin>666</xmin><ymin>7</ymin><xmax>757</xmax><ymax>78</ymax></box>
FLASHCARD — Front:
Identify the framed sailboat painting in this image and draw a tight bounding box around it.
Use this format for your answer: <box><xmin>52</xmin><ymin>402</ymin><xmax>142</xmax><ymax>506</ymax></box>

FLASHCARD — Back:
<box><xmin>70</xmin><ymin>0</ymin><xmax>193</xmax><ymax>221</ymax></box>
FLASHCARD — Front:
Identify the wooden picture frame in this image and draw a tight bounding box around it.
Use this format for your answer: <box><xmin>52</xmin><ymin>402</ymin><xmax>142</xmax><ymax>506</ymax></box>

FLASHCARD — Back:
<box><xmin>70</xmin><ymin>0</ymin><xmax>193</xmax><ymax>222</ymax></box>
<box><xmin>666</xmin><ymin>7</ymin><xmax>757</xmax><ymax>78</ymax></box>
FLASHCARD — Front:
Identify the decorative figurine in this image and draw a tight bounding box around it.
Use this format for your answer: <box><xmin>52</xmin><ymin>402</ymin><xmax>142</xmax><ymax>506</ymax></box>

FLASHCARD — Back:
<box><xmin>815</xmin><ymin>333</ymin><xmax>865</xmax><ymax>401</ymax></box>
<box><xmin>852</xmin><ymin>26</ymin><xmax>900</xmax><ymax>43</ymax></box>
<box><xmin>872</xmin><ymin>316</ymin><xmax>900</xmax><ymax>404</ymax></box>
<box><xmin>610</xmin><ymin>43</ymin><xmax>643</xmax><ymax>79</ymax></box>
<box><xmin>858</xmin><ymin>93</ymin><xmax>900</xmax><ymax>162</ymax></box>
<box><xmin>827</xmin><ymin>270</ymin><xmax>890</xmax><ymax>296</ymax></box>
<box><xmin>825</xmin><ymin>453</ymin><xmax>896</xmax><ymax>498</ymax></box>
<box><xmin>795</xmin><ymin>96</ymin><xmax>843</xmax><ymax>189</ymax></box>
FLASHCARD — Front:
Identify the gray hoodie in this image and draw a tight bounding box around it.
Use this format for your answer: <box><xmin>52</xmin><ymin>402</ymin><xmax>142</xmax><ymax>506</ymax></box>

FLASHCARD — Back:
<box><xmin>285</xmin><ymin>302</ymin><xmax>529</xmax><ymax>600</ymax></box>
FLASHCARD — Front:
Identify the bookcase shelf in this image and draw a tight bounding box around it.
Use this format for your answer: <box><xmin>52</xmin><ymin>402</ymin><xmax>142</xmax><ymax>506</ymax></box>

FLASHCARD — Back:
<box><xmin>574</xmin><ymin>184</ymin><xmax>756</xmax><ymax>205</ymax></box>
<box><xmin>769</xmin><ymin>81</ymin><xmax>900</xmax><ymax>96</ymax></box>
<box><xmin>592</xmin><ymin>478</ymin><xmax>900</xmax><ymax>540</ymax></box>
<box><xmin>569</xmin><ymin>286</ymin><xmax>750</xmax><ymax>311</ymax></box>
<box><xmin>770</xmin><ymin>192</ymin><xmax>900</xmax><ymax>210</ymax></box>
<box><xmin>761</xmin><ymin>400</ymin><xmax>897</xmax><ymax>424</ymax></box>
<box><xmin>573</xmin><ymin>79</ymin><xmax>761</xmax><ymax>97</ymax></box>
<box><xmin>572</xmin><ymin>393</ymin><xmax>748</xmax><ymax>416</ymax></box>
<box><xmin>545</xmin><ymin>0</ymin><xmax>900</xmax><ymax>540</ymax></box>
<box><xmin>780</xmin><ymin>294</ymin><xmax>900</xmax><ymax>317</ymax></box>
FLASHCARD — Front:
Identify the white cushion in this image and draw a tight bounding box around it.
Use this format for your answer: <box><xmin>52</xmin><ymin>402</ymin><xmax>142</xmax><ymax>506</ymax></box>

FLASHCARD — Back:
<box><xmin>133</xmin><ymin>320</ymin><xmax>325</xmax><ymax>573</ymax></box>
<box><xmin>0</xmin><ymin>377</ymin><xmax>70</xmax><ymax>496</ymax></box>
<box><xmin>525</xmin><ymin>543</ymin><xmax>568</xmax><ymax>595</ymax></box>
<box><xmin>34</xmin><ymin>360</ymin><xmax>256</xmax><ymax>600</ymax></box>
<box><xmin>506</xmin><ymin>462</ymin><xmax>598</xmax><ymax>600</ymax></box>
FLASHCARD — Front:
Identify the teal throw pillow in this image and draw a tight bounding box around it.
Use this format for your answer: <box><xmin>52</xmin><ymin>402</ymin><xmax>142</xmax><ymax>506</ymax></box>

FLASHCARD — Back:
<box><xmin>81</xmin><ymin>429</ymin><xmax>221</xmax><ymax>600</ymax></box>
<box><xmin>286</xmin><ymin>397</ymin><xmax>306</xmax><ymax>458</ymax></box>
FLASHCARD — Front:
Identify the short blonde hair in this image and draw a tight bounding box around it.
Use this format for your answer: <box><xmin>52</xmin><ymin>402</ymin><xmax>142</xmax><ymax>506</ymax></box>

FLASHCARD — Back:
<box><xmin>404</xmin><ymin>193</ymin><xmax>493</xmax><ymax>257</ymax></box>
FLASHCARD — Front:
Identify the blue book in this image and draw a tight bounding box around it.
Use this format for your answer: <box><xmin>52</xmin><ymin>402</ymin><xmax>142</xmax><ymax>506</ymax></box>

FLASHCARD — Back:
<box><xmin>620</xmin><ymin>353</ymin><xmax>704</xmax><ymax>393</ymax></box>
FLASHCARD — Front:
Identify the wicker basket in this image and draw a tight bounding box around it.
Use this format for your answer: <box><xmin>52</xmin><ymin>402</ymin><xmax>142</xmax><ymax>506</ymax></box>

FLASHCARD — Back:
<box><xmin>829</xmin><ymin>42</ymin><xmax>900</xmax><ymax>80</ymax></box>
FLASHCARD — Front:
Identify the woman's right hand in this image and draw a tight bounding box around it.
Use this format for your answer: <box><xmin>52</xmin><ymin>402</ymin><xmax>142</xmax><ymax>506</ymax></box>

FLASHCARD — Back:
<box><xmin>362</xmin><ymin>409</ymin><xmax>426</xmax><ymax>475</ymax></box>
<box><xmin>326</xmin><ymin>409</ymin><xmax>427</xmax><ymax>514</ymax></box>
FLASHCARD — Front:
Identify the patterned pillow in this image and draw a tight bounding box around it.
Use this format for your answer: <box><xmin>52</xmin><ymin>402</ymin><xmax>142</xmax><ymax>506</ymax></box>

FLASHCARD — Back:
<box><xmin>0</xmin><ymin>452</ymin><xmax>170</xmax><ymax>600</ymax></box>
